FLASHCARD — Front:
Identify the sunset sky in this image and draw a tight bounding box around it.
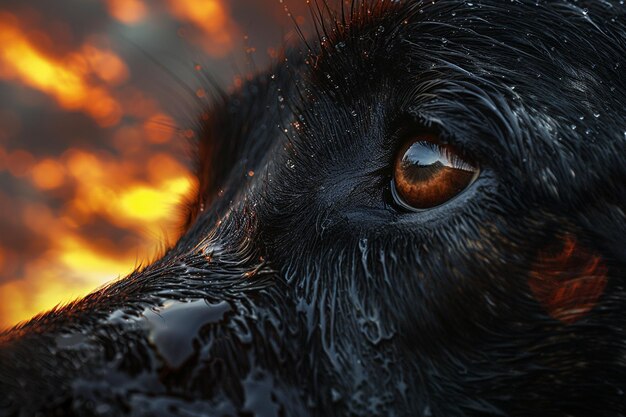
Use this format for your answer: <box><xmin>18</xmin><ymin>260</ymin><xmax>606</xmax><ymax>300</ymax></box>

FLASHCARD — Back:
<box><xmin>0</xmin><ymin>0</ymin><xmax>313</xmax><ymax>328</ymax></box>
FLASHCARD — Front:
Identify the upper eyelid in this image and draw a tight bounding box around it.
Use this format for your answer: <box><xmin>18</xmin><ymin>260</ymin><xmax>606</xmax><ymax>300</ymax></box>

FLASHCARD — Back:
<box><xmin>404</xmin><ymin>109</ymin><xmax>458</xmax><ymax>143</ymax></box>
<box><xmin>390</xmin><ymin>111</ymin><xmax>460</xmax><ymax>149</ymax></box>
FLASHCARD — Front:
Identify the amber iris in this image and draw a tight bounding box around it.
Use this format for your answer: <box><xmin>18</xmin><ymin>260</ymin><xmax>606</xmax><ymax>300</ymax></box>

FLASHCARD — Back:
<box><xmin>392</xmin><ymin>136</ymin><xmax>478</xmax><ymax>210</ymax></box>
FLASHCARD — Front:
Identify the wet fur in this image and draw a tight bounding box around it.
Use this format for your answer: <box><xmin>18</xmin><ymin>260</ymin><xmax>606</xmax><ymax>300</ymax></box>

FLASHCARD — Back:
<box><xmin>1</xmin><ymin>1</ymin><xmax>626</xmax><ymax>416</ymax></box>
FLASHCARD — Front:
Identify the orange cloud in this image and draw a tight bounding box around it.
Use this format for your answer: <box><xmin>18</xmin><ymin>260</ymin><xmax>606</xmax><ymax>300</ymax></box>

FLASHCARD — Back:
<box><xmin>0</xmin><ymin>12</ymin><xmax>127</xmax><ymax>126</ymax></box>
<box><xmin>106</xmin><ymin>0</ymin><xmax>148</xmax><ymax>25</ymax></box>
<box><xmin>165</xmin><ymin>0</ymin><xmax>238</xmax><ymax>56</ymax></box>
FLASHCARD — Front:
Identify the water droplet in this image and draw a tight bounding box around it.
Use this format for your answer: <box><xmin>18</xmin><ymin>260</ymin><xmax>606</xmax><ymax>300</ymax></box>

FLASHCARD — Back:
<box><xmin>331</xmin><ymin>388</ymin><xmax>342</xmax><ymax>402</ymax></box>
<box><xmin>358</xmin><ymin>238</ymin><xmax>368</xmax><ymax>254</ymax></box>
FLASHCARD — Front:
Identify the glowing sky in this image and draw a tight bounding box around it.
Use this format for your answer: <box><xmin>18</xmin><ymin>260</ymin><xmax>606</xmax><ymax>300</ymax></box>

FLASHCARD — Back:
<box><xmin>0</xmin><ymin>0</ymin><xmax>311</xmax><ymax>328</ymax></box>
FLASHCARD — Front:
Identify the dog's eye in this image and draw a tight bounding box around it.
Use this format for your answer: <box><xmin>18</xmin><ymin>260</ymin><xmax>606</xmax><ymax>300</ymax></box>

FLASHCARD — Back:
<box><xmin>391</xmin><ymin>134</ymin><xmax>479</xmax><ymax>211</ymax></box>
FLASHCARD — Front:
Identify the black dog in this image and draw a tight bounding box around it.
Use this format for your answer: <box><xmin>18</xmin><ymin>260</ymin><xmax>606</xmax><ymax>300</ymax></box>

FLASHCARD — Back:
<box><xmin>1</xmin><ymin>1</ymin><xmax>626</xmax><ymax>415</ymax></box>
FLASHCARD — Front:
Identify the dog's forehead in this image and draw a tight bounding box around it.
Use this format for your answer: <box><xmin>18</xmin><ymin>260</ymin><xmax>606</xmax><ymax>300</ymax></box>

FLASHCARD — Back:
<box><xmin>306</xmin><ymin>1</ymin><xmax>624</xmax><ymax>106</ymax></box>
<box><xmin>283</xmin><ymin>3</ymin><xmax>621</xmax><ymax>157</ymax></box>
<box><xmin>190</xmin><ymin>0</ymin><xmax>625</xmax><ymax>227</ymax></box>
<box><xmin>302</xmin><ymin>3</ymin><xmax>624</xmax><ymax>158</ymax></box>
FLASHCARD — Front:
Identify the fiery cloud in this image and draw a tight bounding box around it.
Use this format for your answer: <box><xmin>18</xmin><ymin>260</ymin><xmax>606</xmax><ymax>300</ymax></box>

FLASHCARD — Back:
<box><xmin>0</xmin><ymin>7</ymin><xmax>198</xmax><ymax>327</ymax></box>
<box><xmin>165</xmin><ymin>0</ymin><xmax>237</xmax><ymax>56</ymax></box>
<box><xmin>0</xmin><ymin>12</ymin><xmax>127</xmax><ymax>127</ymax></box>
<box><xmin>0</xmin><ymin>146</ymin><xmax>195</xmax><ymax>327</ymax></box>
<box><xmin>106</xmin><ymin>0</ymin><xmax>148</xmax><ymax>25</ymax></box>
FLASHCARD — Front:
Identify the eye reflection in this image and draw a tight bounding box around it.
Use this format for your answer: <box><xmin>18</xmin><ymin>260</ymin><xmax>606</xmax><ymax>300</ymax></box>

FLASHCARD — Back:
<box><xmin>392</xmin><ymin>136</ymin><xmax>479</xmax><ymax>211</ymax></box>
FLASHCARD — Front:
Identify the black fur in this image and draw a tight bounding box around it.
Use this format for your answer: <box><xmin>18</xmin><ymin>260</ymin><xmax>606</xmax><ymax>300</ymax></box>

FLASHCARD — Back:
<box><xmin>1</xmin><ymin>1</ymin><xmax>626</xmax><ymax>416</ymax></box>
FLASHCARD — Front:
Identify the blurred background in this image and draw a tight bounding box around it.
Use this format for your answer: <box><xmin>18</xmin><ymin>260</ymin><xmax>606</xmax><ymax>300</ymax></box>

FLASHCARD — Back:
<box><xmin>0</xmin><ymin>0</ymin><xmax>313</xmax><ymax>328</ymax></box>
